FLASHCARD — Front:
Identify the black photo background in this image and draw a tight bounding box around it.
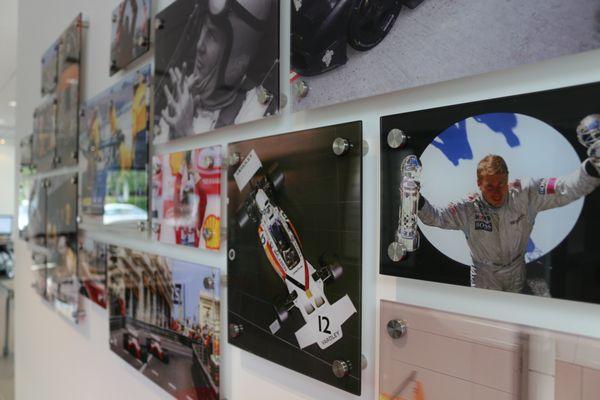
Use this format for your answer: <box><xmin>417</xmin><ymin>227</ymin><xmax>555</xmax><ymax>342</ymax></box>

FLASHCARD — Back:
<box><xmin>227</xmin><ymin>122</ymin><xmax>363</xmax><ymax>395</ymax></box>
<box><xmin>380</xmin><ymin>82</ymin><xmax>600</xmax><ymax>304</ymax></box>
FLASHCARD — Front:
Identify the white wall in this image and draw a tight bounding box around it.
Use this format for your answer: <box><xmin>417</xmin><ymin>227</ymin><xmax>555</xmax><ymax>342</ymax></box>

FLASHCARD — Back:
<box><xmin>0</xmin><ymin>144</ymin><xmax>15</xmax><ymax>216</ymax></box>
<box><xmin>13</xmin><ymin>1</ymin><xmax>600</xmax><ymax>400</ymax></box>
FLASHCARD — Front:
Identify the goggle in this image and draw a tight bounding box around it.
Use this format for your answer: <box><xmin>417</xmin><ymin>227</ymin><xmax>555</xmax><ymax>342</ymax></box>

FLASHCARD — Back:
<box><xmin>208</xmin><ymin>0</ymin><xmax>268</xmax><ymax>30</ymax></box>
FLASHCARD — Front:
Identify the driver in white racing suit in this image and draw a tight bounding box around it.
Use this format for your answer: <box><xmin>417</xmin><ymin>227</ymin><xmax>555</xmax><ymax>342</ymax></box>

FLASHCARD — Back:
<box><xmin>418</xmin><ymin>153</ymin><xmax>600</xmax><ymax>293</ymax></box>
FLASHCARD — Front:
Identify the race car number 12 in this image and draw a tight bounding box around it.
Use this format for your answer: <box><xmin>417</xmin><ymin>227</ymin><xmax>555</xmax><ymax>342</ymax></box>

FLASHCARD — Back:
<box><xmin>318</xmin><ymin>315</ymin><xmax>331</xmax><ymax>334</ymax></box>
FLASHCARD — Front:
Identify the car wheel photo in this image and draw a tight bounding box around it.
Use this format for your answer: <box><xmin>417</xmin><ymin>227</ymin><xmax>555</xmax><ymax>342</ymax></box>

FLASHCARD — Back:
<box><xmin>347</xmin><ymin>0</ymin><xmax>403</xmax><ymax>51</ymax></box>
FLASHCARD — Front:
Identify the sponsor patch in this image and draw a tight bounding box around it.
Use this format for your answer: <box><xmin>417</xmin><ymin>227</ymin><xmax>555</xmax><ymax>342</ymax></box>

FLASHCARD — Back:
<box><xmin>474</xmin><ymin>212</ymin><xmax>492</xmax><ymax>231</ymax></box>
<box><xmin>538</xmin><ymin>177</ymin><xmax>557</xmax><ymax>195</ymax></box>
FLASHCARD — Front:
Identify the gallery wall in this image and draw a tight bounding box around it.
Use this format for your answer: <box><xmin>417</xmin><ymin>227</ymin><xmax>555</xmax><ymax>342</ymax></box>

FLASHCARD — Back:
<box><xmin>0</xmin><ymin>144</ymin><xmax>15</xmax><ymax>215</ymax></box>
<box><xmin>12</xmin><ymin>1</ymin><xmax>600</xmax><ymax>400</ymax></box>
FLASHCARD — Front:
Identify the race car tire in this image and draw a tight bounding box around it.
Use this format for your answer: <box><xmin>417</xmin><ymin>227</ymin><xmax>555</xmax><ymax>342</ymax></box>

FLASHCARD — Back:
<box><xmin>268</xmin><ymin>164</ymin><xmax>285</xmax><ymax>191</ymax></box>
<box><xmin>328</xmin><ymin>261</ymin><xmax>344</xmax><ymax>281</ymax></box>
<box><xmin>304</xmin><ymin>303</ymin><xmax>315</xmax><ymax>315</ymax></box>
<box><xmin>348</xmin><ymin>0</ymin><xmax>403</xmax><ymax>51</ymax></box>
<box><xmin>315</xmin><ymin>296</ymin><xmax>325</xmax><ymax>308</ymax></box>
<box><xmin>162</xmin><ymin>353</ymin><xmax>170</xmax><ymax>364</ymax></box>
<box><xmin>276</xmin><ymin>306</ymin><xmax>289</xmax><ymax>323</ymax></box>
<box><xmin>237</xmin><ymin>207</ymin><xmax>250</xmax><ymax>229</ymax></box>
<box><xmin>141</xmin><ymin>349</ymin><xmax>148</xmax><ymax>363</ymax></box>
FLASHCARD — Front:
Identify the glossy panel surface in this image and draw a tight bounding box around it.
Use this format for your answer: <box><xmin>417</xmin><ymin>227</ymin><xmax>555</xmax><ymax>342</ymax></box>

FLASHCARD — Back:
<box><xmin>80</xmin><ymin>64</ymin><xmax>151</xmax><ymax>228</ymax></box>
<box><xmin>77</xmin><ymin>231</ymin><xmax>107</xmax><ymax>309</ymax></box>
<box><xmin>110</xmin><ymin>0</ymin><xmax>151</xmax><ymax>75</ymax></box>
<box><xmin>153</xmin><ymin>0</ymin><xmax>280</xmax><ymax>143</ymax></box>
<box><xmin>45</xmin><ymin>173</ymin><xmax>79</xmax><ymax>322</ymax></box>
<box><xmin>291</xmin><ymin>0</ymin><xmax>600</xmax><ymax>112</ymax></box>
<box><xmin>55</xmin><ymin>14</ymin><xmax>82</xmax><ymax>168</ymax></box>
<box><xmin>227</xmin><ymin>122</ymin><xmax>363</xmax><ymax>395</ymax></box>
<box><xmin>151</xmin><ymin>146</ymin><xmax>222</xmax><ymax>251</ymax></box>
<box><xmin>380</xmin><ymin>300</ymin><xmax>600</xmax><ymax>400</ymax></box>
<box><xmin>108</xmin><ymin>245</ymin><xmax>220</xmax><ymax>399</ymax></box>
<box><xmin>380</xmin><ymin>82</ymin><xmax>600</xmax><ymax>304</ymax></box>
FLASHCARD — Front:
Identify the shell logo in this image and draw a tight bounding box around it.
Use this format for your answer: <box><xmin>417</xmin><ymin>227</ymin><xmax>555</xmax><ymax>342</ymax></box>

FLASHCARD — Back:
<box><xmin>203</xmin><ymin>214</ymin><xmax>221</xmax><ymax>250</ymax></box>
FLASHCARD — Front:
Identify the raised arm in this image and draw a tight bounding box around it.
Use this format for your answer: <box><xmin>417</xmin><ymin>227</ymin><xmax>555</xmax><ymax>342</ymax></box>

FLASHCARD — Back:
<box><xmin>530</xmin><ymin>159</ymin><xmax>600</xmax><ymax>212</ymax></box>
<box><xmin>418</xmin><ymin>196</ymin><xmax>469</xmax><ymax>231</ymax></box>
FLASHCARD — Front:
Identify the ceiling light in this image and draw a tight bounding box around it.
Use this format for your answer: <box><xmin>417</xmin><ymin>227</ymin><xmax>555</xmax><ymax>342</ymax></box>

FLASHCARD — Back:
<box><xmin>0</xmin><ymin>139</ymin><xmax>5</xmax><ymax>145</ymax></box>
<box><xmin>8</xmin><ymin>101</ymin><xmax>17</xmax><ymax>108</ymax></box>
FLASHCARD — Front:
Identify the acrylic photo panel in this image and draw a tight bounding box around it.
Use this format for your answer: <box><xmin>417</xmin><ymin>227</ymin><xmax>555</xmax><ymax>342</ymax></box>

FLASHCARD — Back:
<box><xmin>290</xmin><ymin>0</ymin><xmax>600</xmax><ymax>112</ymax></box>
<box><xmin>41</xmin><ymin>40</ymin><xmax>58</xmax><ymax>96</ymax></box>
<box><xmin>77</xmin><ymin>231</ymin><xmax>107</xmax><ymax>309</ymax></box>
<box><xmin>110</xmin><ymin>0</ymin><xmax>151</xmax><ymax>75</ymax></box>
<box><xmin>19</xmin><ymin>135</ymin><xmax>34</xmax><ymax>175</ymax></box>
<box><xmin>21</xmin><ymin>179</ymin><xmax>46</xmax><ymax>246</ymax></box>
<box><xmin>55</xmin><ymin>14</ymin><xmax>82</xmax><ymax>168</ymax></box>
<box><xmin>151</xmin><ymin>146</ymin><xmax>222</xmax><ymax>251</ymax></box>
<box><xmin>380</xmin><ymin>300</ymin><xmax>600</xmax><ymax>400</ymax></box>
<box><xmin>45</xmin><ymin>173</ymin><xmax>79</xmax><ymax>322</ymax></box>
<box><xmin>31</xmin><ymin>252</ymin><xmax>48</xmax><ymax>299</ymax></box>
<box><xmin>108</xmin><ymin>245</ymin><xmax>221</xmax><ymax>399</ymax></box>
<box><xmin>227</xmin><ymin>122</ymin><xmax>363</xmax><ymax>395</ymax></box>
<box><xmin>32</xmin><ymin>97</ymin><xmax>56</xmax><ymax>173</ymax></box>
<box><xmin>380</xmin><ymin>82</ymin><xmax>600</xmax><ymax>304</ymax></box>
<box><xmin>153</xmin><ymin>0</ymin><xmax>280</xmax><ymax>144</ymax></box>
<box><xmin>80</xmin><ymin>64</ymin><xmax>151</xmax><ymax>227</ymax></box>
<box><xmin>18</xmin><ymin>180</ymin><xmax>32</xmax><ymax>241</ymax></box>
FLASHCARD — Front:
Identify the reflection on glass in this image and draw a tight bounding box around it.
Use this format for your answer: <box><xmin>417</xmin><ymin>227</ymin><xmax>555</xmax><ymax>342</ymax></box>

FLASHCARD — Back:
<box><xmin>380</xmin><ymin>300</ymin><xmax>600</xmax><ymax>400</ymax></box>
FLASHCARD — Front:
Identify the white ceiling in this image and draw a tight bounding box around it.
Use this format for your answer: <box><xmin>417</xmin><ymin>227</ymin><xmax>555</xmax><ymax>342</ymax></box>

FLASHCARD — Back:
<box><xmin>0</xmin><ymin>0</ymin><xmax>17</xmax><ymax>140</ymax></box>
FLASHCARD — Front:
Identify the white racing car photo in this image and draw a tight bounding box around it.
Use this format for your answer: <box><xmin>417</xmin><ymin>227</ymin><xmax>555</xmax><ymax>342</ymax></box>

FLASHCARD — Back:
<box><xmin>237</xmin><ymin>167</ymin><xmax>357</xmax><ymax>350</ymax></box>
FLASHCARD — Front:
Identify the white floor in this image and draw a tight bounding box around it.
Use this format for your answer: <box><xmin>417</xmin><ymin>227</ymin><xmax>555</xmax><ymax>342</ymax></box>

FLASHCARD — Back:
<box><xmin>0</xmin><ymin>278</ymin><xmax>14</xmax><ymax>400</ymax></box>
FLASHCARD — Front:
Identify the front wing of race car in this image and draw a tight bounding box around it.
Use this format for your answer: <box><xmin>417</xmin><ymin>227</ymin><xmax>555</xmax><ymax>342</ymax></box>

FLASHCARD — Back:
<box><xmin>294</xmin><ymin>294</ymin><xmax>356</xmax><ymax>350</ymax></box>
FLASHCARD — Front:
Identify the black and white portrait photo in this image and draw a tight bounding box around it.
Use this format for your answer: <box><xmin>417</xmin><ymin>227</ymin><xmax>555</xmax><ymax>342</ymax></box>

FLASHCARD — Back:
<box><xmin>154</xmin><ymin>0</ymin><xmax>280</xmax><ymax>144</ymax></box>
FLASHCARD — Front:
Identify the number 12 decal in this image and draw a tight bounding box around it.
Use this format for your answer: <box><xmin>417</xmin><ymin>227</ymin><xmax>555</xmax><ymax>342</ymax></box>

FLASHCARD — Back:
<box><xmin>319</xmin><ymin>315</ymin><xmax>331</xmax><ymax>334</ymax></box>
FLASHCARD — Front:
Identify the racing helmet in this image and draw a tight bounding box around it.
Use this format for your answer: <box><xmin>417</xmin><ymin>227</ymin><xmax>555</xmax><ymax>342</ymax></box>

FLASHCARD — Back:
<box><xmin>576</xmin><ymin>114</ymin><xmax>600</xmax><ymax>148</ymax></box>
<box><xmin>207</xmin><ymin>0</ymin><xmax>274</xmax><ymax>88</ymax></box>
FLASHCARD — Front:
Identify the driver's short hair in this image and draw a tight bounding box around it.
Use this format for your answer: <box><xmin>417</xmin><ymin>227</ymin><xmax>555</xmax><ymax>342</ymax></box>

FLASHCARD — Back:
<box><xmin>477</xmin><ymin>154</ymin><xmax>508</xmax><ymax>180</ymax></box>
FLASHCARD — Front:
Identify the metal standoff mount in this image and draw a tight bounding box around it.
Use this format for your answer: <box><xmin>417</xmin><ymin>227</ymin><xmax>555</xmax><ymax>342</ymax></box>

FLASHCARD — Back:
<box><xmin>256</xmin><ymin>86</ymin><xmax>273</xmax><ymax>105</ymax></box>
<box><xmin>387</xmin><ymin>241</ymin><xmax>407</xmax><ymax>262</ymax></box>
<box><xmin>228</xmin><ymin>248</ymin><xmax>236</xmax><ymax>261</ymax></box>
<box><xmin>279</xmin><ymin>93</ymin><xmax>288</xmax><ymax>109</ymax></box>
<box><xmin>332</xmin><ymin>360</ymin><xmax>352</xmax><ymax>378</ymax></box>
<box><xmin>228</xmin><ymin>152</ymin><xmax>241</xmax><ymax>167</ymax></box>
<box><xmin>387</xmin><ymin>319</ymin><xmax>408</xmax><ymax>339</ymax></box>
<box><xmin>203</xmin><ymin>276</ymin><xmax>215</xmax><ymax>290</ymax></box>
<box><xmin>136</xmin><ymin>36</ymin><xmax>148</xmax><ymax>48</ymax></box>
<box><xmin>137</xmin><ymin>221</ymin><xmax>146</xmax><ymax>232</ymax></box>
<box><xmin>293</xmin><ymin>79</ymin><xmax>309</xmax><ymax>98</ymax></box>
<box><xmin>387</xmin><ymin>128</ymin><xmax>408</xmax><ymax>149</ymax></box>
<box><xmin>332</xmin><ymin>137</ymin><xmax>353</xmax><ymax>156</ymax></box>
<box><xmin>229</xmin><ymin>323</ymin><xmax>244</xmax><ymax>338</ymax></box>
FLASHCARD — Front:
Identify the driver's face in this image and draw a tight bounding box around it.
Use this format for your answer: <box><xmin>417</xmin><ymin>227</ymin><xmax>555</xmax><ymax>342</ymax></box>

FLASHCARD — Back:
<box><xmin>194</xmin><ymin>17</ymin><xmax>225</xmax><ymax>79</ymax></box>
<box><xmin>478</xmin><ymin>173</ymin><xmax>508</xmax><ymax>208</ymax></box>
